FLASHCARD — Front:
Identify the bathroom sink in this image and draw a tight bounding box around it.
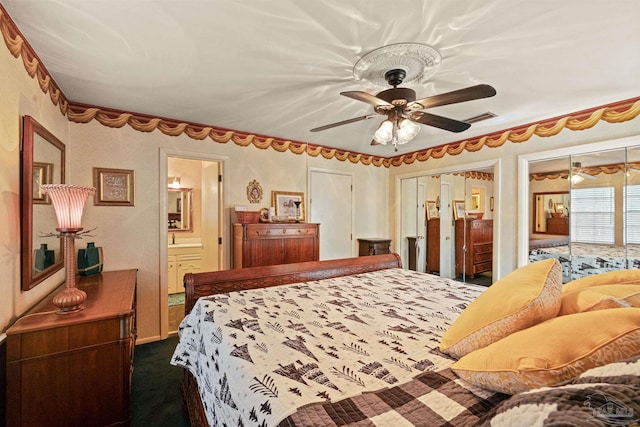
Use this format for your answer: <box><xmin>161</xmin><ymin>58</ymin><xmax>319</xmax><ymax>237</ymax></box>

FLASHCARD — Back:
<box><xmin>168</xmin><ymin>243</ymin><xmax>202</xmax><ymax>249</ymax></box>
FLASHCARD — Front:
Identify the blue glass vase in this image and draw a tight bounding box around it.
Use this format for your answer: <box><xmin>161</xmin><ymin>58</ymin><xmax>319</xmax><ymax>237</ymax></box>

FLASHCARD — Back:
<box><xmin>77</xmin><ymin>242</ymin><xmax>103</xmax><ymax>276</ymax></box>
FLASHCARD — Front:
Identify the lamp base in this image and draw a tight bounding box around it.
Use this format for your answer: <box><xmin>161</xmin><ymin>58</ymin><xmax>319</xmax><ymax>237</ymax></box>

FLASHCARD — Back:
<box><xmin>53</xmin><ymin>287</ymin><xmax>87</xmax><ymax>314</ymax></box>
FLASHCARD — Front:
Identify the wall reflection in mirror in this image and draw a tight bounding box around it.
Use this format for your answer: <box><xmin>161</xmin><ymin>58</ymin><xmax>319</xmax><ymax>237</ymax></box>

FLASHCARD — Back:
<box><xmin>400</xmin><ymin>167</ymin><xmax>494</xmax><ymax>286</ymax></box>
<box><xmin>21</xmin><ymin>116</ymin><xmax>66</xmax><ymax>290</ymax></box>
<box><xmin>528</xmin><ymin>147</ymin><xmax>640</xmax><ymax>282</ymax></box>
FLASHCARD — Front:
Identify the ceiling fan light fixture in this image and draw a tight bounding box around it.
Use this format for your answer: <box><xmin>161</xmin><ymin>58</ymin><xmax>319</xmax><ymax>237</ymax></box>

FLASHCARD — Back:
<box><xmin>373</xmin><ymin>120</ymin><xmax>393</xmax><ymax>144</ymax></box>
<box><xmin>570</xmin><ymin>174</ymin><xmax>584</xmax><ymax>184</ymax></box>
<box><xmin>397</xmin><ymin>118</ymin><xmax>420</xmax><ymax>144</ymax></box>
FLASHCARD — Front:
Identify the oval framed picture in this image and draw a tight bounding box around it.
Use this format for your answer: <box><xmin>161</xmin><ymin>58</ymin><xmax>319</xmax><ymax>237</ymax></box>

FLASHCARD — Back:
<box><xmin>246</xmin><ymin>180</ymin><xmax>263</xmax><ymax>203</ymax></box>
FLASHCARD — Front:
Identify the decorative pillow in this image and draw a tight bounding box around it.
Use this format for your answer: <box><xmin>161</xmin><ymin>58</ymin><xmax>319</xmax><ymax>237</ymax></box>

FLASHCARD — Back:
<box><xmin>440</xmin><ymin>259</ymin><xmax>562</xmax><ymax>358</ymax></box>
<box><xmin>478</xmin><ymin>355</ymin><xmax>640</xmax><ymax>427</ymax></box>
<box><xmin>452</xmin><ymin>307</ymin><xmax>640</xmax><ymax>395</ymax></box>
<box><xmin>562</xmin><ymin>269</ymin><xmax>640</xmax><ymax>293</ymax></box>
<box><xmin>560</xmin><ymin>283</ymin><xmax>640</xmax><ymax>315</ymax></box>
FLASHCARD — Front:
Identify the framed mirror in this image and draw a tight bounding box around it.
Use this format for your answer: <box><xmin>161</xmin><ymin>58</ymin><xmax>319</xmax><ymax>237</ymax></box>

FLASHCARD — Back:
<box><xmin>168</xmin><ymin>188</ymin><xmax>192</xmax><ymax>231</ymax></box>
<box><xmin>532</xmin><ymin>191</ymin><xmax>570</xmax><ymax>234</ymax></box>
<box><xmin>21</xmin><ymin>115</ymin><xmax>65</xmax><ymax>291</ymax></box>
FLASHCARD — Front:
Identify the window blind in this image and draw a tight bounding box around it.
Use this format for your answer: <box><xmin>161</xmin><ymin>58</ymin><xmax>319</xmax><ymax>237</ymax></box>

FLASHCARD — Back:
<box><xmin>624</xmin><ymin>185</ymin><xmax>640</xmax><ymax>244</ymax></box>
<box><xmin>570</xmin><ymin>187</ymin><xmax>614</xmax><ymax>244</ymax></box>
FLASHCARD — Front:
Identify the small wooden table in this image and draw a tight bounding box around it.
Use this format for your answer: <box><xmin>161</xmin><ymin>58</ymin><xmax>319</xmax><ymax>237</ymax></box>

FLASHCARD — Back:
<box><xmin>357</xmin><ymin>238</ymin><xmax>392</xmax><ymax>256</ymax></box>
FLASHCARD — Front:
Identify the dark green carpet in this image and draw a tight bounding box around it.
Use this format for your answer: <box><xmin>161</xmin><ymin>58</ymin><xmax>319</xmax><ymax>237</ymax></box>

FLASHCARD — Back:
<box><xmin>131</xmin><ymin>335</ymin><xmax>191</xmax><ymax>426</ymax></box>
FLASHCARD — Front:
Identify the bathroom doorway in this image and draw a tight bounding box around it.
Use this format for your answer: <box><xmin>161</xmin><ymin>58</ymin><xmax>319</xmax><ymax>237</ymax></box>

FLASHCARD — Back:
<box><xmin>160</xmin><ymin>149</ymin><xmax>228</xmax><ymax>338</ymax></box>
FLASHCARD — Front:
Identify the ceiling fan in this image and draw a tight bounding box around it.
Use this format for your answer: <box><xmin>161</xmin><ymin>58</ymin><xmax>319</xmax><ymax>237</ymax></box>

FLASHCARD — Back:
<box><xmin>310</xmin><ymin>68</ymin><xmax>497</xmax><ymax>150</ymax></box>
<box><xmin>570</xmin><ymin>161</ymin><xmax>597</xmax><ymax>184</ymax></box>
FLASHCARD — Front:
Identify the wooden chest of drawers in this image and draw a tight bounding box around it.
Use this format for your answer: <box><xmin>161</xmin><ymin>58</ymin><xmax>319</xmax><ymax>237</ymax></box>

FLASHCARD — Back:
<box><xmin>455</xmin><ymin>219</ymin><xmax>493</xmax><ymax>278</ymax></box>
<box><xmin>233</xmin><ymin>223</ymin><xmax>320</xmax><ymax>268</ymax></box>
<box><xmin>6</xmin><ymin>270</ymin><xmax>137</xmax><ymax>427</ymax></box>
<box><xmin>546</xmin><ymin>216</ymin><xmax>569</xmax><ymax>235</ymax></box>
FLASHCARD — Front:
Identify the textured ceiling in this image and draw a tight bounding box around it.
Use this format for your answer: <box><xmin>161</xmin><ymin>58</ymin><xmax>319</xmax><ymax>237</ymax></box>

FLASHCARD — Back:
<box><xmin>3</xmin><ymin>0</ymin><xmax>639</xmax><ymax>157</ymax></box>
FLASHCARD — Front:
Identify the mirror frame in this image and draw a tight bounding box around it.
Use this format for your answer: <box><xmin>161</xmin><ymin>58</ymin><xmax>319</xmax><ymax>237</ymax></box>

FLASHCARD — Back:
<box><xmin>21</xmin><ymin>115</ymin><xmax>66</xmax><ymax>291</ymax></box>
<box><xmin>167</xmin><ymin>187</ymin><xmax>193</xmax><ymax>232</ymax></box>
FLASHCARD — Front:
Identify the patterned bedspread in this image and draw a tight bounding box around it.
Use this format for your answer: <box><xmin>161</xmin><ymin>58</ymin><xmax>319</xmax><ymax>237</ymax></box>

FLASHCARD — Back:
<box><xmin>529</xmin><ymin>243</ymin><xmax>640</xmax><ymax>281</ymax></box>
<box><xmin>171</xmin><ymin>268</ymin><xmax>501</xmax><ymax>426</ymax></box>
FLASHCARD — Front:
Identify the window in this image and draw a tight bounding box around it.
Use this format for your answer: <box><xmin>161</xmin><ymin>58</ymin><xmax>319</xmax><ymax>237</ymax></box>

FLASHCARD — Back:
<box><xmin>570</xmin><ymin>187</ymin><xmax>614</xmax><ymax>244</ymax></box>
<box><xmin>625</xmin><ymin>185</ymin><xmax>640</xmax><ymax>244</ymax></box>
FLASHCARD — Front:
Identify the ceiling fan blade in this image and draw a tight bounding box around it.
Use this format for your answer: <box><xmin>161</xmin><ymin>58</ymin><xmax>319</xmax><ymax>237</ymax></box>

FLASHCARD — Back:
<box><xmin>370</xmin><ymin>138</ymin><xmax>381</xmax><ymax>146</ymax></box>
<box><xmin>340</xmin><ymin>91</ymin><xmax>393</xmax><ymax>108</ymax></box>
<box><xmin>310</xmin><ymin>114</ymin><xmax>377</xmax><ymax>132</ymax></box>
<box><xmin>410</xmin><ymin>112</ymin><xmax>471</xmax><ymax>133</ymax></box>
<box><xmin>407</xmin><ymin>84</ymin><xmax>496</xmax><ymax>110</ymax></box>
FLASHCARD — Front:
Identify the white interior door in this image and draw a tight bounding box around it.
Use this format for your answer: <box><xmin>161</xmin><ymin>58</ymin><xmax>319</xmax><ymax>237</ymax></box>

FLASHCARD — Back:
<box><xmin>416</xmin><ymin>183</ymin><xmax>426</xmax><ymax>272</ymax></box>
<box><xmin>310</xmin><ymin>170</ymin><xmax>353</xmax><ymax>260</ymax></box>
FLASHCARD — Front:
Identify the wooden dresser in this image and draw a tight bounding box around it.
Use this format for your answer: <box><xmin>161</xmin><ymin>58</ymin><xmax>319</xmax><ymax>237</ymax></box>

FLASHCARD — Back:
<box><xmin>6</xmin><ymin>269</ymin><xmax>137</xmax><ymax>427</ymax></box>
<box><xmin>546</xmin><ymin>216</ymin><xmax>569</xmax><ymax>235</ymax></box>
<box><xmin>426</xmin><ymin>218</ymin><xmax>440</xmax><ymax>273</ymax></box>
<box><xmin>357</xmin><ymin>238</ymin><xmax>391</xmax><ymax>256</ymax></box>
<box><xmin>455</xmin><ymin>219</ymin><xmax>493</xmax><ymax>278</ymax></box>
<box><xmin>233</xmin><ymin>222</ymin><xmax>319</xmax><ymax>268</ymax></box>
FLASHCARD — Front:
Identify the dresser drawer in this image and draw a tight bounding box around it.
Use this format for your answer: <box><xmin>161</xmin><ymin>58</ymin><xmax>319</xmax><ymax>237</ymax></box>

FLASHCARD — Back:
<box><xmin>473</xmin><ymin>261</ymin><xmax>493</xmax><ymax>274</ymax></box>
<box><xmin>474</xmin><ymin>243</ymin><xmax>492</xmax><ymax>254</ymax></box>
<box><xmin>246</xmin><ymin>225</ymin><xmax>318</xmax><ymax>238</ymax></box>
<box><xmin>474</xmin><ymin>251</ymin><xmax>493</xmax><ymax>263</ymax></box>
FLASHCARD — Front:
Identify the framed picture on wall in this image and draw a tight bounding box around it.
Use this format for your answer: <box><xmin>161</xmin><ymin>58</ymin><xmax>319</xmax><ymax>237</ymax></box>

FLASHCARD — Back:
<box><xmin>453</xmin><ymin>200</ymin><xmax>465</xmax><ymax>220</ymax></box>
<box><xmin>426</xmin><ymin>200</ymin><xmax>438</xmax><ymax>220</ymax></box>
<box><xmin>93</xmin><ymin>167</ymin><xmax>135</xmax><ymax>206</ymax></box>
<box><xmin>272</xmin><ymin>191</ymin><xmax>305</xmax><ymax>221</ymax></box>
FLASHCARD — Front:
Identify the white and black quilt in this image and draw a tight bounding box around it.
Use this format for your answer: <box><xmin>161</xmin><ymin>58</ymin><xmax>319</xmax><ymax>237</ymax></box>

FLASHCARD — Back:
<box><xmin>170</xmin><ymin>268</ymin><xmax>496</xmax><ymax>427</ymax></box>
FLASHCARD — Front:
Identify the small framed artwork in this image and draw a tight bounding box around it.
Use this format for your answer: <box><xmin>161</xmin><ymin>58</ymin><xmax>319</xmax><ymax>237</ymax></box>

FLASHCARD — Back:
<box><xmin>33</xmin><ymin>161</ymin><xmax>53</xmax><ymax>204</ymax></box>
<box><xmin>246</xmin><ymin>180</ymin><xmax>263</xmax><ymax>204</ymax></box>
<box><xmin>93</xmin><ymin>167</ymin><xmax>135</xmax><ymax>206</ymax></box>
<box><xmin>272</xmin><ymin>191</ymin><xmax>305</xmax><ymax>221</ymax></box>
<box><xmin>426</xmin><ymin>200</ymin><xmax>438</xmax><ymax>220</ymax></box>
<box><xmin>453</xmin><ymin>200</ymin><xmax>466</xmax><ymax>220</ymax></box>
<box><xmin>555</xmin><ymin>202</ymin><xmax>565</xmax><ymax>214</ymax></box>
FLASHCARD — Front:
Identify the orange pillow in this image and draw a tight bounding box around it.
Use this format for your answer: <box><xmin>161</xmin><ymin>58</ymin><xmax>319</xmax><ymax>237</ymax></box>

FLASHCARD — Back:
<box><xmin>560</xmin><ymin>284</ymin><xmax>640</xmax><ymax>315</ymax></box>
<box><xmin>452</xmin><ymin>308</ymin><xmax>640</xmax><ymax>394</ymax></box>
<box><xmin>440</xmin><ymin>259</ymin><xmax>562</xmax><ymax>358</ymax></box>
<box><xmin>562</xmin><ymin>269</ymin><xmax>640</xmax><ymax>293</ymax></box>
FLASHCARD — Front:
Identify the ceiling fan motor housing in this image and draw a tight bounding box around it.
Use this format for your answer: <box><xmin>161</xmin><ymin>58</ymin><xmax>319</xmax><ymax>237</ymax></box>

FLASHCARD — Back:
<box><xmin>384</xmin><ymin>68</ymin><xmax>406</xmax><ymax>87</ymax></box>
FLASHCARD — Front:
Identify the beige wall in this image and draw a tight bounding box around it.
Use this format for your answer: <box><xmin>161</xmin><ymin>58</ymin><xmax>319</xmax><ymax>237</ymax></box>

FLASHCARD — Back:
<box><xmin>0</xmin><ymin>38</ymin><xmax>70</xmax><ymax>331</ymax></box>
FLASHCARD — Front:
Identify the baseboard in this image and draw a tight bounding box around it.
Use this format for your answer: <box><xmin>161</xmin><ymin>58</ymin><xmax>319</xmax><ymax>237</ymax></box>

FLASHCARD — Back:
<box><xmin>136</xmin><ymin>334</ymin><xmax>163</xmax><ymax>345</ymax></box>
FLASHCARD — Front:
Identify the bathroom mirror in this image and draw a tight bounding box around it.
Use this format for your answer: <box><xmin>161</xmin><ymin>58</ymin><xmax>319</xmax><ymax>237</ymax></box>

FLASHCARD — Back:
<box><xmin>167</xmin><ymin>187</ymin><xmax>192</xmax><ymax>231</ymax></box>
<box><xmin>21</xmin><ymin>115</ymin><xmax>66</xmax><ymax>291</ymax></box>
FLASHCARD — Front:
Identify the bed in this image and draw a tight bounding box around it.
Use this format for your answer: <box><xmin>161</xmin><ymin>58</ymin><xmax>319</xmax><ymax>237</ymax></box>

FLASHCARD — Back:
<box><xmin>529</xmin><ymin>242</ymin><xmax>640</xmax><ymax>281</ymax></box>
<box><xmin>171</xmin><ymin>254</ymin><xmax>640</xmax><ymax>427</ymax></box>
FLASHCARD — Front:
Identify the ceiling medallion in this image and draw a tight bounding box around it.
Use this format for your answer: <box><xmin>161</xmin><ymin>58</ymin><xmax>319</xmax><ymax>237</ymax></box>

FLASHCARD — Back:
<box><xmin>353</xmin><ymin>42</ymin><xmax>441</xmax><ymax>90</ymax></box>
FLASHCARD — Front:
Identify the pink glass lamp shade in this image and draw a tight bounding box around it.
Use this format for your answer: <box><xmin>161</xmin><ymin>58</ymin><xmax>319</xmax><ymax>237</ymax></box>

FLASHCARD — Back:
<box><xmin>41</xmin><ymin>184</ymin><xmax>96</xmax><ymax>314</ymax></box>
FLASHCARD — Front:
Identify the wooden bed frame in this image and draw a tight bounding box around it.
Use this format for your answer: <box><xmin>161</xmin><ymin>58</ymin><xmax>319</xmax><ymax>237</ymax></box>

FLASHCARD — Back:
<box><xmin>180</xmin><ymin>253</ymin><xmax>403</xmax><ymax>426</ymax></box>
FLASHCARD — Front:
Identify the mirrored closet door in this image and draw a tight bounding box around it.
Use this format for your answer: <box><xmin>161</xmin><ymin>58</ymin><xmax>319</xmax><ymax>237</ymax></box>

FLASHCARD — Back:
<box><xmin>527</xmin><ymin>146</ymin><xmax>640</xmax><ymax>282</ymax></box>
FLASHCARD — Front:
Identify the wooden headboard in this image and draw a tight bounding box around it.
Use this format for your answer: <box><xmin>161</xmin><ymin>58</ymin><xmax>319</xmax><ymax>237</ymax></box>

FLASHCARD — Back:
<box><xmin>183</xmin><ymin>253</ymin><xmax>402</xmax><ymax>314</ymax></box>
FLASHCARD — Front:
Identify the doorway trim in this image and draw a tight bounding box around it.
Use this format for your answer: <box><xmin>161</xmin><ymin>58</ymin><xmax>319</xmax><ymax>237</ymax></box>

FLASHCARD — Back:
<box><xmin>159</xmin><ymin>148</ymin><xmax>230</xmax><ymax>339</ymax></box>
<box><xmin>394</xmin><ymin>157</ymin><xmax>502</xmax><ymax>279</ymax></box>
